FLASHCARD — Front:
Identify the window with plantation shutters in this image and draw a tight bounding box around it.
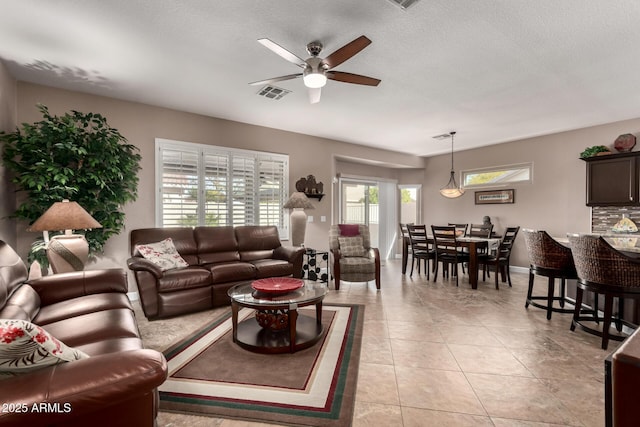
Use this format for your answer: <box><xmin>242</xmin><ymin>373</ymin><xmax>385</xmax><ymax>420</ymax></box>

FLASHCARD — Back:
<box><xmin>156</xmin><ymin>139</ymin><xmax>289</xmax><ymax>237</ymax></box>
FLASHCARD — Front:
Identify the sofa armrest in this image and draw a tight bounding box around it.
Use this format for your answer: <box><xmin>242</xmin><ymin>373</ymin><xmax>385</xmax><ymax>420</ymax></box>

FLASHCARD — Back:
<box><xmin>0</xmin><ymin>349</ymin><xmax>167</xmax><ymax>427</ymax></box>
<box><xmin>127</xmin><ymin>257</ymin><xmax>164</xmax><ymax>279</ymax></box>
<box><xmin>273</xmin><ymin>246</ymin><xmax>304</xmax><ymax>263</ymax></box>
<box><xmin>274</xmin><ymin>246</ymin><xmax>305</xmax><ymax>279</ymax></box>
<box><xmin>28</xmin><ymin>269</ymin><xmax>129</xmax><ymax>306</ymax></box>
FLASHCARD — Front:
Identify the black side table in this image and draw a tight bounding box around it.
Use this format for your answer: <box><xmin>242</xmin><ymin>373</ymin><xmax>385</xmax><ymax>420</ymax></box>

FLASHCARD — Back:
<box><xmin>301</xmin><ymin>248</ymin><xmax>328</xmax><ymax>283</ymax></box>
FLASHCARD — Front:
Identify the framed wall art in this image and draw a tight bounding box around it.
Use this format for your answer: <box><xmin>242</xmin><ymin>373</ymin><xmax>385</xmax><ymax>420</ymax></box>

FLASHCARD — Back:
<box><xmin>474</xmin><ymin>189</ymin><xmax>515</xmax><ymax>205</ymax></box>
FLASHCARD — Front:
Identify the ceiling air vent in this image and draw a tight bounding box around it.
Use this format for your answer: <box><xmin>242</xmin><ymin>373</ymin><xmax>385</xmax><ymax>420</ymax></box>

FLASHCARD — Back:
<box><xmin>387</xmin><ymin>0</ymin><xmax>420</xmax><ymax>10</ymax></box>
<box><xmin>257</xmin><ymin>85</ymin><xmax>290</xmax><ymax>100</ymax></box>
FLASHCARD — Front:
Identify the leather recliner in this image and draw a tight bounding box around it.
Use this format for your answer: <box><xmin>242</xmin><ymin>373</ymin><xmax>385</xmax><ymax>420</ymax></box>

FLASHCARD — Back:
<box><xmin>0</xmin><ymin>240</ymin><xmax>167</xmax><ymax>427</ymax></box>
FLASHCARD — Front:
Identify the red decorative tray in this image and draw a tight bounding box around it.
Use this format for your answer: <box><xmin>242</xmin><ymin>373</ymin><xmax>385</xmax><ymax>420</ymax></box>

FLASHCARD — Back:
<box><xmin>251</xmin><ymin>278</ymin><xmax>304</xmax><ymax>294</ymax></box>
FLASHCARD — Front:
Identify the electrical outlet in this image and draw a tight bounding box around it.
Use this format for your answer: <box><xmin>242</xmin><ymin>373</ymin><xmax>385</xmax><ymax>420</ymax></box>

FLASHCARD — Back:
<box><xmin>320</xmin><ymin>216</ymin><xmax>327</xmax><ymax>222</ymax></box>
<box><xmin>307</xmin><ymin>215</ymin><xmax>313</xmax><ymax>223</ymax></box>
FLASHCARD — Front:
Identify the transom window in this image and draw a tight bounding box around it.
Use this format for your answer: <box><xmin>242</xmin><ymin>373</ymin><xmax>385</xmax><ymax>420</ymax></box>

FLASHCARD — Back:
<box><xmin>156</xmin><ymin>139</ymin><xmax>289</xmax><ymax>237</ymax></box>
<box><xmin>462</xmin><ymin>162</ymin><xmax>532</xmax><ymax>189</ymax></box>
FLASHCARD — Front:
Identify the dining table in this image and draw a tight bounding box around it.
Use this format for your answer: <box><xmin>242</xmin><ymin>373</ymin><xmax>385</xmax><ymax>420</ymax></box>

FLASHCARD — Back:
<box><xmin>402</xmin><ymin>231</ymin><xmax>501</xmax><ymax>289</ymax></box>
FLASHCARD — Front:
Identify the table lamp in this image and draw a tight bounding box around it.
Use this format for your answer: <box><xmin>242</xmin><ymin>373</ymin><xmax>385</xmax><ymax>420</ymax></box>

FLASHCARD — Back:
<box><xmin>283</xmin><ymin>192</ymin><xmax>314</xmax><ymax>247</ymax></box>
<box><xmin>28</xmin><ymin>199</ymin><xmax>102</xmax><ymax>273</ymax></box>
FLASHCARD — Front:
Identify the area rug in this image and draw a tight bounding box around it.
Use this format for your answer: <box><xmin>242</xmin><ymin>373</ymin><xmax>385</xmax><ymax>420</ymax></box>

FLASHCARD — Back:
<box><xmin>159</xmin><ymin>303</ymin><xmax>364</xmax><ymax>426</ymax></box>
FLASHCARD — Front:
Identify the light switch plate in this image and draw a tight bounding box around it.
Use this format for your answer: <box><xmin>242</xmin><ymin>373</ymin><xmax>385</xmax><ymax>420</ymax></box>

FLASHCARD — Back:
<box><xmin>307</xmin><ymin>215</ymin><xmax>313</xmax><ymax>223</ymax></box>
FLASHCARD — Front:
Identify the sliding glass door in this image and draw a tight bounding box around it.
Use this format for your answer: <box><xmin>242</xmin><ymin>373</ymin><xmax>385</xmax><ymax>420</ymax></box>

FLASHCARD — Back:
<box><xmin>340</xmin><ymin>180</ymin><xmax>379</xmax><ymax>247</ymax></box>
<box><xmin>338</xmin><ymin>177</ymin><xmax>398</xmax><ymax>260</ymax></box>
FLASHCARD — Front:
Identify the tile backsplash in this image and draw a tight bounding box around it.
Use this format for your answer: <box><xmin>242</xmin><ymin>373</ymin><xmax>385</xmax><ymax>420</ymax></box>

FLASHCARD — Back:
<box><xmin>592</xmin><ymin>206</ymin><xmax>640</xmax><ymax>234</ymax></box>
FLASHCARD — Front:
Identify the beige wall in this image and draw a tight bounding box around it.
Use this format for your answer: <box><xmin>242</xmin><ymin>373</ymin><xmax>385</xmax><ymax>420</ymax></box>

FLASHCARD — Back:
<box><xmin>15</xmin><ymin>83</ymin><xmax>422</xmax><ymax>282</ymax></box>
<box><xmin>423</xmin><ymin>119</ymin><xmax>640</xmax><ymax>268</ymax></box>
<box><xmin>0</xmin><ymin>62</ymin><xmax>17</xmax><ymax>246</ymax></box>
<box><xmin>10</xmin><ymin>80</ymin><xmax>640</xmax><ymax>285</ymax></box>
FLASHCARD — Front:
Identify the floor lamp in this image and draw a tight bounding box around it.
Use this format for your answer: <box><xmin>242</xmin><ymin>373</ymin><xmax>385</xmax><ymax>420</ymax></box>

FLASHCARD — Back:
<box><xmin>28</xmin><ymin>199</ymin><xmax>102</xmax><ymax>274</ymax></box>
<box><xmin>283</xmin><ymin>192</ymin><xmax>314</xmax><ymax>247</ymax></box>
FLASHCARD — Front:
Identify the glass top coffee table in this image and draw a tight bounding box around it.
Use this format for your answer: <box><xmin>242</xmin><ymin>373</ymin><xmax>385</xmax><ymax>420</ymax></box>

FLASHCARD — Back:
<box><xmin>227</xmin><ymin>280</ymin><xmax>327</xmax><ymax>354</ymax></box>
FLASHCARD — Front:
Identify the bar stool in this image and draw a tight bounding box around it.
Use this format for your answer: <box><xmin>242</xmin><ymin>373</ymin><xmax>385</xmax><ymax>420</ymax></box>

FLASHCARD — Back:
<box><xmin>567</xmin><ymin>234</ymin><xmax>640</xmax><ymax>350</ymax></box>
<box><xmin>522</xmin><ymin>229</ymin><xmax>576</xmax><ymax>320</ymax></box>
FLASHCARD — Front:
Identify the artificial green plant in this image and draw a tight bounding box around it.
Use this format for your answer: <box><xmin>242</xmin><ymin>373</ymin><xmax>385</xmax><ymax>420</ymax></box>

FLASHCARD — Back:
<box><xmin>0</xmin><ymin>104</ymin><xmax>141</xmax><ymax>264</ymax></box>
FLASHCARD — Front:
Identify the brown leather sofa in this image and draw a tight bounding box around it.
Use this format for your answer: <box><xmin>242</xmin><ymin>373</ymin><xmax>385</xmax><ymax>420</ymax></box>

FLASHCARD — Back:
<box><xmin>0</xmin><ymin>240</ymin><xmax>167</xmax><ymax>427</ymax></box>
<box><xmin>127</xmin><ymin>225</ymin><xmax>305</xmax><ymax>319</ymax></box>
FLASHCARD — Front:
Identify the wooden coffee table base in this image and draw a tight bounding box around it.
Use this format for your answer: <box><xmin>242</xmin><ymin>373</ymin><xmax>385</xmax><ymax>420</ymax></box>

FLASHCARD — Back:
<box><xmin>231</xmin><ymin>302</ymin><xmax>324</xmax><ymax>354</ymax></box>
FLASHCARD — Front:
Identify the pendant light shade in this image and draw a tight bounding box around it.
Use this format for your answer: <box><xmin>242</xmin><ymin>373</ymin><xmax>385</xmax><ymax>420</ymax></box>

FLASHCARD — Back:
<box><xmin>439</xmin><ymin>131</ymin><xmax>465</xmax><ymax>198</ymax></box>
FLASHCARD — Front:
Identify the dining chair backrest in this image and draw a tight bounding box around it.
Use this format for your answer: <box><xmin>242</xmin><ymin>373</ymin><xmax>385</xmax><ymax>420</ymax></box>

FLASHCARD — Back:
<box><xmin>448</xmin><ymin>223</ymin><xmax>468</xmax><ymax>237</ymax></box>
<box><xmin>498</xmin><ymin>226</ymin><xmax>520</xmax><ymax>258</ymax></box>
<box><xmin>407</xmin><ymin>224</ymin><xmax>429</xmax><ymax>252</ymax></box>
<box><xmin>468</xmin><ymin>223</ymin><xmax>493</xmax><ymax>238</ymax></box>
<box><xmin>431</xmin><ymin>225</ymin><xmax>459</xmax><ymax>256</ymax></box>
<box><xmin>399</xmin><ymin>223</ymin><xmax>411</xmax><ymax>240</ymax></box>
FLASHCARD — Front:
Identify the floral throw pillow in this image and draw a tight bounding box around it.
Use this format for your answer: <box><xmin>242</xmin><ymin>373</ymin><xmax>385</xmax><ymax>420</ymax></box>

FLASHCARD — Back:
<box><xmin>338</xmin><ymin>235</ymin><xmax>367</xmax><ymax>257</ymax></box>
<box><xmin>136</xmin><ymin>237</ymin><xmax>189</xmax><ymax>271</ymax></box>
<box><xmin>0</xmin><ymin>319</ymin><xmax>89</xmax><ymax>375</ymax></box>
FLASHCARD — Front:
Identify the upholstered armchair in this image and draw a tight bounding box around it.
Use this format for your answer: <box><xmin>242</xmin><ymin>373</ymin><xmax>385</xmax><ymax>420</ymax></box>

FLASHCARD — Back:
<box><xmin>329</xmin><ymin>224</ymin><xmax>381</xmax><ymax>290</ymax></box>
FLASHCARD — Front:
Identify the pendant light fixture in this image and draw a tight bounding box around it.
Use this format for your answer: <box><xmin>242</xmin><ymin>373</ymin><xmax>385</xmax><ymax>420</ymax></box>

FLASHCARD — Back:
<box><xmin>439</xmin><ymin>131</ymin><xmax>465</xmax><ymax>198</ymax></box>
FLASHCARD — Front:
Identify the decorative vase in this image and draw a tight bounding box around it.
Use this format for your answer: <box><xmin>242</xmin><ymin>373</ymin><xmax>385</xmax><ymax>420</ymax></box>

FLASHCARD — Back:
<box><xmin>255</xmin><ymin>309</ymin><xmax>289</xmax><ymax>331</ymax></box>
<box><xmin>614</xmin><ymin>134</ymin><xmax>636</xmax><ymax>152</ymax></box>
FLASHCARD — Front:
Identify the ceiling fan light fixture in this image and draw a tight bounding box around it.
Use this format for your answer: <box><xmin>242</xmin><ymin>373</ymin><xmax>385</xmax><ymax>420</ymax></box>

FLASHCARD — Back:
<box><xmin>303</xmin><ymin>71</ymin><xmax>327</xmax><ymax>88</ymax></box>
<box><xmin>439</xmin><ymin>131</ymin><xmax>465</xmax><ymax>199</ymax></box>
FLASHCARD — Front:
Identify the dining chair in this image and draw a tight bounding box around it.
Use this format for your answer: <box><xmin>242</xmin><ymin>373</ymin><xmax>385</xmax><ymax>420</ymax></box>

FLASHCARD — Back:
<box><xmin>407</xmin><ymin>224</ymin><xmax>435</xmax><ymax>278</ymax></box>
<box><xmin>467</xmin><ymin>223</ymin><xmax>494</xmax><ymax>260</ymax></box>
<box><xmin>567</xmin><ymin>234</ymin><xmax>640</xmax><ymax>350</ymax></box>
<box><xmin>448</xmin><ymin>223</ymin><xmax>468</xmax><ymax>274</ymax></box>
<box><xmin>522</xmin><ymin>229</ymin><xmax>576</xmax><ymax>320</ymax></box>
<box><xmin>431</xmin><ymin>225</ymin><xmax>470</xmax><ymax>286</ymax></box>
<box><xmin>467</xmin><ymin>223</ymin><xmax>493</xmax><ymax>238</ymax></box>
<box><xmin>399</xmin><ymin>223</ymin><xmax>410</xmax><ymax>274</ymax></box>
<box><xmin>481</xmin><ymin>226</ymin><xmax>520</xmax><ymax>289</ymax></box>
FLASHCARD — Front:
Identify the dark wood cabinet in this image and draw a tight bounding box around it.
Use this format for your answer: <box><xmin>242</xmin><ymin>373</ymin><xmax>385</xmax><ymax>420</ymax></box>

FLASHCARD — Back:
<box><xmin>584</xmin><ymin>151</ymin><xmax>640</xmax><ymax>206</ymax></box>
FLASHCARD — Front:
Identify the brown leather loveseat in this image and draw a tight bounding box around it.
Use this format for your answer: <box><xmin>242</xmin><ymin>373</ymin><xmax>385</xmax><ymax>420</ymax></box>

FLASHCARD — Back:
<box><xmin>0</xmin><ymin>240</ymin><xmax>167</xmax><ymax>427</ymax></box>
<box><xmin>127</xmin><ymin>225</ymin><xmax>305</xmax><ymax>319</ymax></box>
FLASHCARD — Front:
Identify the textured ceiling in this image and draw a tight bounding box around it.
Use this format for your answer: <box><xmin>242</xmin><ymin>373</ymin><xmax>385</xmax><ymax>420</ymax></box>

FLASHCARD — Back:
<box><xmin>2</xmin><ymin>0</ymin><xmax>640</xmax><ymax>159</ymax></box>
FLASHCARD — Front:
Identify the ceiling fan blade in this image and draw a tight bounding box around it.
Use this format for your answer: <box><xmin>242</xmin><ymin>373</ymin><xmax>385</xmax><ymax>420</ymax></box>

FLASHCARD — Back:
<box><xmin>249</xmin><ymin>73</ymin><xmax>302</xmax><ymax>86</ymax></box>
<box><xmin>327</xmin><ymin>71</ymin><xmax>381</xmax><ymax>86</ymax></box>
<box><xmin>322</xmin><ymin>35</ymin><xmax>372</xmax><ymax>69</ymax></box>
<box><xmin>257</xmin><ymin>38</ymin><xmax>306</xmax><ymax>68</ymax></box>
<box><xmin>308</xmin><ymin>87</ymin><xmax>321</xmax><ymax>104</ymax></box>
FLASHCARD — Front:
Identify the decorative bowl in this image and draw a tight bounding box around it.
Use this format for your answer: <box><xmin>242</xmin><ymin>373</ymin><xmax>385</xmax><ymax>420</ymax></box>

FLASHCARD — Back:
<box><xmin>251</xmin><ymin>277</ymin><xmax>304</xmax><ymax>294</ymax></box>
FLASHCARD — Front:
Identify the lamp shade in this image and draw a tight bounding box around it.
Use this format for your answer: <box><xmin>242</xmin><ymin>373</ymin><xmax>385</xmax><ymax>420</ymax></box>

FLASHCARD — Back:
<box><xmin>283</xmin><ymin>192</ymin><xmax>314</xmax><ymax>210</ymax></box>
<box><xmin>28</xmin><ymin>200</ymin><xmax>102</xmax><ymax>232</ymax></box>
<box><xmin>440</xmin><ymin>171</ymin><xmax>465</xmax><ymax>198</ymax></box>
<box><xmin>439</xmin><ymin>131</ymin><xmax>465</xmax><ymax>199</ymax></box>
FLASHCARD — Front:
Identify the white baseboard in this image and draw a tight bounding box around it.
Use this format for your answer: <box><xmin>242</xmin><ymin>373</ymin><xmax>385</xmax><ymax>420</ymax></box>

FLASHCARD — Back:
<box><xmin>510</xmin><ymin>265</ymin><xmax>529</xmax><ymax>274</ymax></box>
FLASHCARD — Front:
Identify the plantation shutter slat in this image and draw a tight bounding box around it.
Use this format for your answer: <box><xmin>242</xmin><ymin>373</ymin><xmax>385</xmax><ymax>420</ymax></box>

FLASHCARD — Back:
<box><xmin>157</xmin><ymin>140</ymin><xmax>288</xmax><ymax>236</ymax></box>
<box><xmin>231</xmin><ymin>155</ymin><xmax>255</xmax><ymax>226</ymax></box>
<box><xmin>204</xmin><ymin>153</ymin><xmax>229</xmax><ymax>226</ymax></box>
<box><xmin>160</xmin><ymin>148</ymin><xmax>199</xmax><ymax>227</ymax></box>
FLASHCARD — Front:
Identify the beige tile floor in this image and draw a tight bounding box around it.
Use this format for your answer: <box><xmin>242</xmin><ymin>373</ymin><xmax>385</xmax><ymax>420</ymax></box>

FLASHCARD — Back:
<box><xmin>137</xmin><ymin>259</ymin><xmax>615</xmax><ymax>427</ymax></box>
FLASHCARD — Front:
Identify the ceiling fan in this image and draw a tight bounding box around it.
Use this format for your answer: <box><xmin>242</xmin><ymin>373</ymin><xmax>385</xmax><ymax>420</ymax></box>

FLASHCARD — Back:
<box><xmin>249</xmin><ymin>35</ymin><xmax>381</xmax><ymax>104</ymax></box>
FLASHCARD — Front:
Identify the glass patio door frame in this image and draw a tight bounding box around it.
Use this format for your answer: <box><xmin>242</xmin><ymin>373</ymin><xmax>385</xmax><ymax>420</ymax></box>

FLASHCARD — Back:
<box><xmin>338</xmin><ymin>178</ymin><xmax>378</xmax><ymax>227</ymax></box>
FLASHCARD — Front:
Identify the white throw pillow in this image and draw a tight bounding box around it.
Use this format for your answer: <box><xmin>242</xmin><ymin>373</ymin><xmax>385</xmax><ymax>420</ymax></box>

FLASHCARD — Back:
<box><xmin>0</xmin><ymin>319</ymin><xmax>89</xmax><ymax>375</ymax></box>
<box><xmin>136</xmin><ymin>237</ymin><xmax>189</xmax><ymax>271</ymax></box>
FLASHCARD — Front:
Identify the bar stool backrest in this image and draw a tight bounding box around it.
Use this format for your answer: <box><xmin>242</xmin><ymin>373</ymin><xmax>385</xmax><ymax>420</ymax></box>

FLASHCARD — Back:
<box><xmin>567</xmin><ymin>234</ymin><xmax>640</xmax><ymax>289</ymax></box>
<box><xmin>522</xmin><ymin>229</ymin><xmax>575</xmax><ymax>271</ymax></box>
